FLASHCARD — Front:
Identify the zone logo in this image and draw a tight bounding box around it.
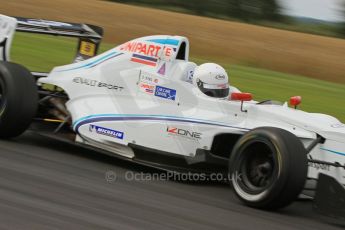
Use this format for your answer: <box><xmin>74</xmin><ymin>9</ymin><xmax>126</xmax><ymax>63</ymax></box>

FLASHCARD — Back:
<box><xmin>166</xmin><ymin>127</ymin><xmax>202</xmax><ymax>139</ymax></box>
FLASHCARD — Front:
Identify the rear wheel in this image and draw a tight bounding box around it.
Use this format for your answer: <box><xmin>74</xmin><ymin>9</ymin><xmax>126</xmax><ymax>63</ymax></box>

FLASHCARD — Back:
<box><xmin>0</xmin><ymin>77</ymin><xmax>5</xmax><ymax>115</ymax></box>
<box><xmin>229</xmin><ymin>127</ymin><xmax>308</xmax><ymax>210</ymax></box>
<box><xmin>0</xmin><ymin>62</ymin><xmax>38</xmax><ymax>138</ymax></box>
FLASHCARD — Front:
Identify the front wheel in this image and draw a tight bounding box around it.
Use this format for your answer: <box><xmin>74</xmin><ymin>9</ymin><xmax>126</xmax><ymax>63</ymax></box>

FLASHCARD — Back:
<box><xmin>0</xmin><ymin>62</ymin><xmax>38</xmax><ymax>138</ymax></box>
<box><xmin>229</xmin><ymin>127</ymin><xmax>308</xmax><ymax>210</ymax></box>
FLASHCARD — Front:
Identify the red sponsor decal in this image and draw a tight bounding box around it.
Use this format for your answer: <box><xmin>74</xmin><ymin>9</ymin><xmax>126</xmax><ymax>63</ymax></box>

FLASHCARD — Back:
<box><xmin>131</xmin><ymin>57</ymin><xmax>157</xmax><ymax>66</ymax></box>
<box><xmin>164</xmin><ymin>47</ymin><xmax>172</xmax><ymax>57</ymax></box>
<box><xmin>121</xmin><ymin>42</ymin><xmax>162</xmax><ymax>57</ymax></box>
<box><xmin>166</xmin><ymin>127</ymin><xmax>202</xmax><ymax>139</ymax></box>
<box><xmin>139</xmin><ymin>82</ymin><xmax>155</xmax><ymax>94</ymax></box>
<box><xmin>167</xmin><ymin>127</ymin><xmax>177</xmax><ymax>134</ymax></box>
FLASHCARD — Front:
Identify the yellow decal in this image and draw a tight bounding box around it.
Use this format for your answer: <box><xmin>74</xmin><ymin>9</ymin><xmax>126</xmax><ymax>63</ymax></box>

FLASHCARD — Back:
<box><xmin>80</xmin><ymin>41</ymin><xmax>96</xmax><ymax>57</ymax></box>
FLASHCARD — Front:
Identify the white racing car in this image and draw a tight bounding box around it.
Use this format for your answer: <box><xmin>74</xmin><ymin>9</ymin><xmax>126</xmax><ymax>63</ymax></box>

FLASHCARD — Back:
<box><xmin>0</xmin><ymin>15</ymin><xmax>344</xmax><ymax>217</ymax></box>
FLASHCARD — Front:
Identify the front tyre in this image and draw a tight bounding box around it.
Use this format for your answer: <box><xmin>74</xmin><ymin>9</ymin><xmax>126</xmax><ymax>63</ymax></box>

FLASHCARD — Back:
<box><xmin>229</xmin><ymin>127</ymin><xmax>308</xmax><ymax>210</ymax></box>
<box><xmin>0</xmin><ymin>62</ymin><xmax>38</xmax><ymax>138</ymax></box>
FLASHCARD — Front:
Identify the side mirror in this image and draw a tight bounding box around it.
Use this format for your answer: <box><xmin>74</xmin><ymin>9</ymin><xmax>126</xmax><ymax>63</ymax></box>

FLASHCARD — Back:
<box><xmin>230</xmin><ymin>93</ymin><xmax>253</xmax><ymax>112</ymax></box>
<box><xmin>230</xmin><ymin>93</ymin><xmax>253</xmax><ymax>101</ymax></box>
<box><xmin>290</xmin><ymin>96</ymin><xmax>302</xmax><ymax>109</ymax></box>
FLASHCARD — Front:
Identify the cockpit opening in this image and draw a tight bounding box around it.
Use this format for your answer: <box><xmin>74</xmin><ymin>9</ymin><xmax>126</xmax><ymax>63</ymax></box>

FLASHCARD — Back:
<box><xmin>176</xmin><ymin>42</ymin><xmax>186</xmax><ymax>60</ymax></box>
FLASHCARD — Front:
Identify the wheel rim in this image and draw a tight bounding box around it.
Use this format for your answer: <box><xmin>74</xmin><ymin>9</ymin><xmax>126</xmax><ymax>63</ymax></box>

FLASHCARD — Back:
<box><xmin>234</xmin><ymin>140</ymin><xmax>279</xmax><ymax>195</ymax></box>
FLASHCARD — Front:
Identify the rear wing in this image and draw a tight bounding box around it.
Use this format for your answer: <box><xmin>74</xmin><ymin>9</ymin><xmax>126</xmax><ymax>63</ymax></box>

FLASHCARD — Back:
<box><xmin>0</xmin><ymin>14</ymin><xmax>103</xmax><ymax>64</ymax></box>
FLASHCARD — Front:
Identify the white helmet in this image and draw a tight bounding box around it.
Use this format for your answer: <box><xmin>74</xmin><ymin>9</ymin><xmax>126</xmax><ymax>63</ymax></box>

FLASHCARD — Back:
<box><xmin>193</xmin><ymin>63</ymin><xmax>229</xmax><ymax>98</ymax></box>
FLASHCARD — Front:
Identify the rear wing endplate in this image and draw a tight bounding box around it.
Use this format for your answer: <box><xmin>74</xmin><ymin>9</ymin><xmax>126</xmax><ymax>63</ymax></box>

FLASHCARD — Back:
<box><xmin>0</xmin><ymin>14</ymin><xmax>103</xmax><ymax>63</ymax></box>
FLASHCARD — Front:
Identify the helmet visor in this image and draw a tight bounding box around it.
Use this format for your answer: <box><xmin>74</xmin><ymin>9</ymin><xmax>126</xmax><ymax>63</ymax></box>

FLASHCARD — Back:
<box><xmin>198</xmin><ymin>81</ymin><xmax>229</xmax><ymax>98</ymax></box>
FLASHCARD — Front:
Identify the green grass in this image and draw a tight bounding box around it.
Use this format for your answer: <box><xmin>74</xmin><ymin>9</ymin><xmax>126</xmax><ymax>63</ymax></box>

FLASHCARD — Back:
<box><xmin>10</xmin><ymin>32</ymin><xmax>345</xmax><ymax>122</ymax></box>
<box><xmin>227</xmin><ymin>65</ymin><xmax>345</xmax><ymax>122</ymax></box>
<box><xmin>11</xmin><ymin>32</ymin><xmax>114</xmax><ymax>72</ymax></box>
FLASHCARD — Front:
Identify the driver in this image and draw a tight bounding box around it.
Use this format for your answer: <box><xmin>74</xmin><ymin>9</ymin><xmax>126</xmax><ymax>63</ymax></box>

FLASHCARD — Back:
<box><xmin>192</xmin><ymin>63</ymin><xmax>230</xmax><ymax>98</ymax></box>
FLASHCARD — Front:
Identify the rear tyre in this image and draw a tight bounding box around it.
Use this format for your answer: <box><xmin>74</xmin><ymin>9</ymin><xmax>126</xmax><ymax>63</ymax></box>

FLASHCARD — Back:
<box><xmin>0</xmin><ymin>62</ymin><xmax>38</xmax><ymax>138</ymax></box>
<box><xmin>229</xmin><ymin>127</ymin><xmax>308</xmax><ymax>210</ymax></box>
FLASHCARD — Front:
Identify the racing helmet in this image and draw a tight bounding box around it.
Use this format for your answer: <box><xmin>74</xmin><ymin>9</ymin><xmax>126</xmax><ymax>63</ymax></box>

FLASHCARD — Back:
<box><xmin>193</xmin><ymin>63</ymin><xmax>230</xmax><ymax>98</ymax></box>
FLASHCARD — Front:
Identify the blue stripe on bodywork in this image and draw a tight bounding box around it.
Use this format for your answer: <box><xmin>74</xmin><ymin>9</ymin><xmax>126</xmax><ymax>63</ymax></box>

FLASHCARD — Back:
<box><xmin>73</xmin><ymin>114</ymin><xmax>249</xmax><ymax>133</ymax></box>
<box><xmin>147</xmin><ymin>39</ymin><xmax>180</xmax><ymax>46</ymax></box>
<box><xmin>320</xmin><ymin>147</ymin><xmax>345</xmax><ymax>157</ymax></box>
<box><xmin>57</xmin><ymin>52</ymin><xmax>121</xmax><ymax>72</ymax></box>
<box><xmin>132</xmin><ymin>53</ymin><xmax>157</xmax><ymax>62</ymax></box>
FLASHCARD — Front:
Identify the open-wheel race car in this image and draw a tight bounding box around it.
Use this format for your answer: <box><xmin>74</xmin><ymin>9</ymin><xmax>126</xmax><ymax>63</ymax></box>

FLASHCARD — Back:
<box><xmin>0</xmin><ymin>14</ymin><xmax>344</xmax><ymax>217</ymax></box>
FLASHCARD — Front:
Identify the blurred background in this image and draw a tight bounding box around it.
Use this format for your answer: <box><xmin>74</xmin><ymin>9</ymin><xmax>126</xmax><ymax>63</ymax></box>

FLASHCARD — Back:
<box><xmin>0</xmin><ymin>0</ymin><xmax>344</xmax><ymax>121</ymax></box>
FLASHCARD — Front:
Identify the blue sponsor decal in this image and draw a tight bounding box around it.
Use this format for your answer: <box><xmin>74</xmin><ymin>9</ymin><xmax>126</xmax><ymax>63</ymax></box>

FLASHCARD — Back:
<box><xmin>57</xmin><ymin>52</ymin><xmax>123</xmax><ymax>72</ymax></box>
<box><xmin>147</xmin><ymin>39</ymin><xmax>179</xmax><ymax>46</ymax></box>
<box><xmin>73</xmin><ymin>114</ymin><xmax>251</xmax><ymax>132</ymax></box>
<box><xmin>154</xmin><ymin>86</ymin><xmax>176</xmax><ymax>101</ymax></box>
<box><xmin>89</xmin><ymin>125</ymin><xmax>124</xmax><ymax>139</ymax></box>
<box><xmin>132</xmin><ymin>53</ymin><xmax>157</xmax><ymax>62</ymax></box>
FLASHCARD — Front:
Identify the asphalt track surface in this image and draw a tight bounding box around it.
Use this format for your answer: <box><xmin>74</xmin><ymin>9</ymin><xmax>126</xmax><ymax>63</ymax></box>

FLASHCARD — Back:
<box><xmin>0</xmin><ymin>132</ymin><xmax>343</xmax><ymax>230</ymax></box>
